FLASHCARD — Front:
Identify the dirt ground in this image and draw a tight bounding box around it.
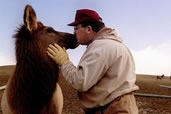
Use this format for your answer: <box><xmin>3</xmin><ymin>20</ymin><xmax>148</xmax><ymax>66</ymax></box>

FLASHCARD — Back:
<box><xmin>0</xmin><ymin>66</ymin><xmax>171</xmax><ymax>114</ymax></box>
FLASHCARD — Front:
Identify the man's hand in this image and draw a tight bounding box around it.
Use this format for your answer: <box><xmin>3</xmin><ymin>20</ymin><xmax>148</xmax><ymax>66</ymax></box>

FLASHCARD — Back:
<box><xmin>47</xmin><ymin>43</ymin><xmax>70</xmax><ymax>65</ymax></box>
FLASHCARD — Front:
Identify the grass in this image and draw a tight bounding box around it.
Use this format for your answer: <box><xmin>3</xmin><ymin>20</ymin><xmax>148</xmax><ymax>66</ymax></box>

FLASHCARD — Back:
<box><xmin>0</xmin><ymin>65</ymin><xmax>15</xmax><ymax>76</ymax></box>
<box><xmin>136</xmin><ymin>74</ymin><xmax>171</xmax><ymax>96</ymax></box>
<box><xmin>0</xmin><ymin>65</ymin><xmax>15</xmax><ymax>86</ymax></box>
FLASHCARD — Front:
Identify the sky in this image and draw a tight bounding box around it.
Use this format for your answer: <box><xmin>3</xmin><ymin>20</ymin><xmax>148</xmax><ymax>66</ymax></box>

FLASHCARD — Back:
<box><xmin>0</xmin><ymin>0</ymin><xmax>171</xmax><ymax>76</ymax></box>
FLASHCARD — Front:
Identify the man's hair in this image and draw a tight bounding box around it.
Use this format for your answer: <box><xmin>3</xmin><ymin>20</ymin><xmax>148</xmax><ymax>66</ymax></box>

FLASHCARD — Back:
<box><xmin>80</xmin><ymin>21</ymin><xmax>105</xmax><ymax>32</ymax></box>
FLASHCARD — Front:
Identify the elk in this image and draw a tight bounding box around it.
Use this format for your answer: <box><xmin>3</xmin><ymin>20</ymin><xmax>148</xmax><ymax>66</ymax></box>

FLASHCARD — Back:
<box><xmin>156</xmin><ymin>74</ymin><xmax>164</xmax><ymax>80</ymax></box>
<box><xmin>1</xmin><ymin>5</ymin><xmax>78</xmax><ymax>114</ymax></box>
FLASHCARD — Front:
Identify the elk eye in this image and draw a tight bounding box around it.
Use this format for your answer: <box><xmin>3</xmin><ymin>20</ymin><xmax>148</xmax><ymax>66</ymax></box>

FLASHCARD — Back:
<box><xmin>47</xmin><ymin>27</ymin><xmax>55</xmax><ymax>33</ymax></box>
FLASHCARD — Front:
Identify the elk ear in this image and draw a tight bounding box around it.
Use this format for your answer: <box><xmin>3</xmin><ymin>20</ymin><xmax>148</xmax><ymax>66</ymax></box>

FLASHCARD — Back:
<box><xmin>24</xmin><ymin>5</ymin><xmax>38</xmax><ymax>32</ymax></box>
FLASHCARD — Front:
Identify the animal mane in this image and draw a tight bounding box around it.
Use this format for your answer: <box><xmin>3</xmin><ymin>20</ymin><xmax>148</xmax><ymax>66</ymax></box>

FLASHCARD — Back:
<box><xmin>7</xmin><ymin>25</ymin><xmax>59</xmax><ymax>114</ymax></box>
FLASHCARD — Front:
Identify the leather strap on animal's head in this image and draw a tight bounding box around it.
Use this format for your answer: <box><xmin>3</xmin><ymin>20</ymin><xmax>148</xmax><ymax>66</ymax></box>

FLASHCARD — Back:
<box><xmin>24</xmin><ymin>5</ymin><xmax>38</xmax><ymax>32</ymax></box>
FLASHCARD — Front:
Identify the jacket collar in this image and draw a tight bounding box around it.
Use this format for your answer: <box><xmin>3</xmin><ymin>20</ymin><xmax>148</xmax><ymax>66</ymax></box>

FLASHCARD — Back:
<box><xmin>94</xmin><ymin>27</ymin><xmax>123</xmax><ymax>43</ymax></box>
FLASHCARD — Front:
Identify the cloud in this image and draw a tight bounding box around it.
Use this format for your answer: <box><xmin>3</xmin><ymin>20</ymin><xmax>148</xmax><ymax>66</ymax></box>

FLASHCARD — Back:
<box><xmin>131</xmin><ymin>40</ymin><xmax>171</xmax><ymax>76</ymax></box>
<box><xmin>0</xmin><ymin>53</ymin><xmax>16</xmax><ymax>66</ymax></box>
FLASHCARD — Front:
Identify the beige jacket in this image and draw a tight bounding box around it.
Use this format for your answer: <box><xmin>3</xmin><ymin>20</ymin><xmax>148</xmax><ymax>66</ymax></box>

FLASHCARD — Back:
<box><xmin>61</xmin><ymin>27</ymin><xmax>139</xmax><ymax>108</ymax></box>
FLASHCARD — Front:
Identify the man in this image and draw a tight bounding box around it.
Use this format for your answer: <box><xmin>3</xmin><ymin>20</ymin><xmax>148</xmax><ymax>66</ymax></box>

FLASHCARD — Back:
<box><xmin>47</xmin><ymin>9</ymin><xmax>139</xmax><ymax>114</ymax></box>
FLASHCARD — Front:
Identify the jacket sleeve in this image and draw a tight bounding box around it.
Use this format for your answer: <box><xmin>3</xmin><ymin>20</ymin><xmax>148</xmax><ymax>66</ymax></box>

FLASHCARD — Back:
<box><xmin>60</xmin><ymin>41</ymin><xmax>109</xmax><ymax>92</ymax></box>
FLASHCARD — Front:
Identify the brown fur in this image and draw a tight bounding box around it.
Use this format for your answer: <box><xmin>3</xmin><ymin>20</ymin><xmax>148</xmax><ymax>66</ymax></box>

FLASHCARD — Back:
<box><xmin>3</xmin><ymin>5</ymin><xmax>78</xmax><ymax>114</ymax></box>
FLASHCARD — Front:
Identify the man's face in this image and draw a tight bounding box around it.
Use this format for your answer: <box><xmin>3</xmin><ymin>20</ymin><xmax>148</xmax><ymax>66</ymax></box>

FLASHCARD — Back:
<box><xmin>74</xmin><ymin>24</ymin><xmax>93</xmax><ymax>45</ymax></box>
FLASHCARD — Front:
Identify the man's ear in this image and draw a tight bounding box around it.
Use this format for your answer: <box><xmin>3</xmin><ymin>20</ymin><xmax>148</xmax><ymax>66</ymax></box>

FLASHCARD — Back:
<box><xmin>87</xmin><ymin>25</ymin><xmax>92</xmax><ymax>33</ymax></box>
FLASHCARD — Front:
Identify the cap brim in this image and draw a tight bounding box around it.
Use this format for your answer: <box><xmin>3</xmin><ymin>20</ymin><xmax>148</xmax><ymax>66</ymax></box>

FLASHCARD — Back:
<box><xmin>67</xmin><ymin>21</ymin><xmax>79</xmax><ymax>26</ymax></box>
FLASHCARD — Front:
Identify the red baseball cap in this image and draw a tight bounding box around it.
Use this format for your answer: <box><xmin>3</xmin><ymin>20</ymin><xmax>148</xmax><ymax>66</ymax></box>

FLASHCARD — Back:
<box><xmin>68</xmin><ymin>9</ymin><xmax>103</xmax><ymax>26</ymax></box>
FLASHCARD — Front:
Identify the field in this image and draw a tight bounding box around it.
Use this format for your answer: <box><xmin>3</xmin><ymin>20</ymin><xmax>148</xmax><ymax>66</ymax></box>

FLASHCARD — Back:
<box><xmin>0</xmin><ymin>65</ymin><xmax>171</xmax><ymax>114</ymax></box>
